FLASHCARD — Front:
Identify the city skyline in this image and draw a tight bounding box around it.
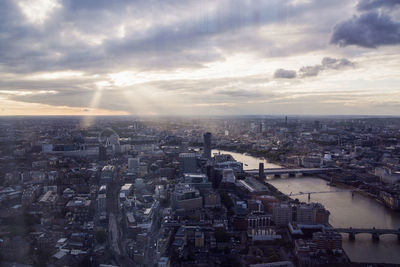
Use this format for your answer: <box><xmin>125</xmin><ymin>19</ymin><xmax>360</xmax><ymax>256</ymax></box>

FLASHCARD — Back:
<box><xmin>1</xmin><ymin>0</ymin><xmax>400</xmax><ymax>116</ymax></box>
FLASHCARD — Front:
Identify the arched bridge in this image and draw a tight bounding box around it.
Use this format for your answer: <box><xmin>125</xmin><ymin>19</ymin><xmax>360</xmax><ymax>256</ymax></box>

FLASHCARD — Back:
<box><xmin>334</xmin><ymin>227</ymin><xmax>400</xmax><ymax>241</ymax></box>
<box><xmin>245</xmin><ymin>167</ymin><xmax>340</xmax><ymax>177</ymax></box>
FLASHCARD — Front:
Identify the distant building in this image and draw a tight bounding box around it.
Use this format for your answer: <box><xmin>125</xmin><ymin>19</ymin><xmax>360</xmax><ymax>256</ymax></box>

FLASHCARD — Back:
<box><xmin>66</xmin><ymin>197</ymin><xmax>92</xmax><ymax>222</ymax></box>
<box><xmin>99</xmin><ymin>145</ymin><xmax>107</xmax><ymax>160</ymax></box>
<box><xmin>259</xmin><ymin>162</ymin><xmax>265</xmax><ymax>179</ymax></box>
<box><xmin>219</xmin><ymin>168</ymin><xmax>236</xmax><ymax>190</ymax></box>
<box><xmin>97</xmin><ymin>193</ymin><xmax>107</xmax><ymax>212</ymax></box>
<box><xmin>128</xmin><ymin>157</ymin><xmax>140</xmax><ymax>172</ymax></box>
<box><xmin>248</xmin><ymin>213</ymin><xmax>272</xmax><ymax>229</ymax></box>
<box><xmin>376</xmin><ymin>167</ymin><xmax>400</xmax><ymax>184</ymax></box>
<box><xmin>183</xmin><ymin>173</ymin><xmax>212</xmax><ymax>192</ymax></box>
<box><xmin>203</xmin><ymin>132</ymin><xmax>211</xmax><ymax>159</ymax></box>
<box><xmin>172</xmin><ymin>183</ymin><xmax>203</xmax><ymax>211</ymax></box>
<box><xmin>138</xmin><ymin>162</ymin><xmax>148</xmax><ymax>177</ymax></box>
<box><xmin>301</xmin><ymin>156</ymin><xmax>322</xmax><ymax>168</ymax></box>
<box><xmin>38</xmin><ymin>190</ymin><xmax>58</xmax><ymax>212</ymax></box>
<box><xmin>254</xmin><ymin>195</ymin><xmax>279</xmax><ymax>213</ymax></box>
<box><xmin>250</xmin><ymin>261</ymin><xmax>294</xmax><ymax>267</ymax></box>
<box><xmin>101</xmin><ymin>165</ymin><xmax>115</xmax><ymax>184</ymax></box>
<box><xmin>272</xmin><ymin>203</ymin><xmax>292</xmax><ymax>226</ymax></box>
<box><xmin>215</xmin><ymin>161</ymin><xmax>243</xmax><ymax>173</ymax></box>
<box><xmin>312</xmin><ymin>230</ymin><xmax>342</xmax><ymax>250</ymax></box>
<box><xmin>195</xmin><ymin>230</ymin><xmax>205</xmax><ymax>248</ymax></box>
<box><xmin>158</xmin><ymin>257</ymin><xmax>170</xmax><ymax>267</ymax></box>
<box><xmin>236</xmin><ymin>177</ymin><xmax>270</xmax><ymax>197</ymax></box>
<box><xmin>222</xmin><ymin>168</ymin><xmax>236</xmax><ymax>183</ymax></box>
<box><xmin>120</xmin><ymin>183</ymin><xmax>133</xmax><ymax>196</ymax></box>
<box><xmin>178</xmin><ymin>153</ymin><xmax>198</xmax><ymax>174</ymax></box>
<box><xmin>42</xmin><ymin>143</ymin><xmax>53</xmax><ymax>153</ymax></box>
<box><xmin>99</xmin><ymin>185</ymin><xmax>107</xmax><ymax>194</ymax></box>
<box><xmin>273</xmin><ymin>203</ymin><xmax>330</xmax><ymax>226</ymax></box>
<box><xmin>204</xmin><ymin>191</ymin><xmax>221</xmax><ymax>208</ymax></box>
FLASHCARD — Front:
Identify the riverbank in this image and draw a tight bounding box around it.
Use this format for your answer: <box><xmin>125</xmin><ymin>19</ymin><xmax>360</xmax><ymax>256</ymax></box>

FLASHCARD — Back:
<box><xmin>263</xmin><ymin>182</ymin><xmax>292</xmax><ymax>202</ymax></box>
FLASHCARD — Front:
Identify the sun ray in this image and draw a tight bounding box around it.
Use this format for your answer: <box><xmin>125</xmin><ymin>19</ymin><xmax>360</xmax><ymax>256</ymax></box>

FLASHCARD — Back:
<box><xmin>80</xmin><ymin>87</ymin><xmax>104</xmax><ymax>128</ymax></box>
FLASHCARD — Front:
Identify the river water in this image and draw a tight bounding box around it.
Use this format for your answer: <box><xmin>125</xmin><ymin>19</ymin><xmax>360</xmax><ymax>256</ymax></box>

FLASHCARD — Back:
<box><xmin>212</xmin><ymin>149</ymin><xmax>400</xmax><ymax>264</ymax></box>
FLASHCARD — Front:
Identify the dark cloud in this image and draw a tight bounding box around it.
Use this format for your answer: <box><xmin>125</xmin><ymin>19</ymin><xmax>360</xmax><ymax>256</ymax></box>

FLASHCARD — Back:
<box><xmin>331</xmin><ymin>12</ymin><xmax>400</xmax><ymax>48</ymax></box>
<box><xmin>274</xmin><ymin>68</ymin><xmax>297</xmax><ymax>79</ymax></box>
<box><xmin>357</xmin><ymin>0</ymin><xmax>400</xmax><ymax>11</ymax></box>
<box><xmin>299</xmin><ymin>57</ymin><xmax>355</xmax><ymax>77</ymax></box>
<box><xmin>0</xmin><ymin>0</ymin><xmax>349</xmax><ymax>75</ymax></box>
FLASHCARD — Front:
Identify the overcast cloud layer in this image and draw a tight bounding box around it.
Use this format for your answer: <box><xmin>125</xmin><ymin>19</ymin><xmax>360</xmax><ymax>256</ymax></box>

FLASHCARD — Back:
<box><xmin>0</xmin><ymin>0</ymin><xmax>400</xmax><ymax>116</ymax></box>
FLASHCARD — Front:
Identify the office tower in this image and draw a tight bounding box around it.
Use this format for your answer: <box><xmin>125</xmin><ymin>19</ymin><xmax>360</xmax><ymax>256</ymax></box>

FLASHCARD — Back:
<box><xmin>259</xmin><ymin>162</ymin><xmax>265</xmax><ymax>179</ymax></box>
<box><xmin>99</xmin><ymin>145</ymin><xmax>107</xmax><ymax>161</ymax></box>
<box><xmin>203</xmin><ymin>132</ymin><xmax>211</xmax><ymax>159</ymax></box>
<box><xmin>179</xmin><ymin>153</ymin><xmax>198</xmax><ymax>174</ymax></box>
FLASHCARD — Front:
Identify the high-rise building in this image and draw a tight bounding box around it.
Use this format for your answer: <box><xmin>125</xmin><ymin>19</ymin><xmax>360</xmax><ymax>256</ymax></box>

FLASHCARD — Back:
<box><xmin>203</xmin><ymin>132</ymin><xmax>211</xmax><ymax>159</ymax></box>
<box><xmin>99</xmin><ymin>145</ymin><xmax>107</xmax><ymax>161</ymax></box>
<box><xmin>178</xmin><ymin>153</ymin><xmax>198</xmax><ymax>174</ymax></box>
<box><xmin>259</xmin><ymin>162</ymin><xmax>265</xmax><ymax>179</ymax></box>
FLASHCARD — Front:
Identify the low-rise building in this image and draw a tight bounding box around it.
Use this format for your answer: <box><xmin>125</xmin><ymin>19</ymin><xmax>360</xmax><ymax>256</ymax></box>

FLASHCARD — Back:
<box><xmin>172</xmin><ymin>183</ymin><xmax>202</xmax><ymax>211</ymax></box>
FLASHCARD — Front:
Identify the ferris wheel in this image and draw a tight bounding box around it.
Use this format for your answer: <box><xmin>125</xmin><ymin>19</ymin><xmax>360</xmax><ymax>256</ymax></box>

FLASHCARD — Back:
<box><xmin>98</xmin><ymin>127</ymin><xmax>120</xmax><ymax>147</ymax></box>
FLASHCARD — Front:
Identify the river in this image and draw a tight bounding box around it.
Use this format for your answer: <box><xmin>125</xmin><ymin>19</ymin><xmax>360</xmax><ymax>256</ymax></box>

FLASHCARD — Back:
<box><xmin>212</xmin><ymin>149</ymin><xmax>400</xmax><ymax>264</ymax></box>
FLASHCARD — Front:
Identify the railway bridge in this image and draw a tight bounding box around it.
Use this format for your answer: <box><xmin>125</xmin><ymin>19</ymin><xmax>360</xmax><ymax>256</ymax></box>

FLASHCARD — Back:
<box><xmin>245</xmin><ymin>167</ymin><xmax>340</xmax><ymax>178</ymax></box>
<box><xmin>334</xmin><ymin>227</ymin><xmax>400</xmax><ymax>241</ymax></box>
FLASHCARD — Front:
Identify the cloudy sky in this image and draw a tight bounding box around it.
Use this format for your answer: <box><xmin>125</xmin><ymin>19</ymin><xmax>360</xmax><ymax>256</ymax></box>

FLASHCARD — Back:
<box><xmin>1</xmin><ymin>0</ymin><xmax>400</xmax><ymax>116</ymax></box>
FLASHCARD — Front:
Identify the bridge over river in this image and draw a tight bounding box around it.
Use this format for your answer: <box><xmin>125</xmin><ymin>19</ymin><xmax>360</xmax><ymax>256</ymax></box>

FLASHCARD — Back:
<box><xmin>245</xmin><ymin>167</ymin><xmax>340</xmax><ymax>177</ymax></box>
<box><xmin>289</xmin><ymin>189</ymin><xmax>352</xmax><ymax>199</ymax></box>
<box><xmin>334</xmin><ymin>227</ymin><xmax>400</xmax><ymax>241</ymax></box>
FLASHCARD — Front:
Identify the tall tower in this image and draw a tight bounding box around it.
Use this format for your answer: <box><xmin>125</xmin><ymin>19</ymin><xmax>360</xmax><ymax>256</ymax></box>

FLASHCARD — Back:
<box><xmin>99</xmin><ymin>145</ymin><xmax>107</xmax><ymax>161</ymax></box>
<box><xmin>203</xmin><ymin>132</ymin><xmax>212</xmax><ymax>159</ymax></box>
<box><xmin>259</xmin><ymin>162</ymin><xmax>265</xmax><ymax>180</ymax></box>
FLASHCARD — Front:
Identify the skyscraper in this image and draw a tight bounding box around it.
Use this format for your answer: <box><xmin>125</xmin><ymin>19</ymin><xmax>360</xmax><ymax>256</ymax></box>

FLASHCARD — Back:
<box><xmin>99</xmin><ymin>145</ymin><xmax>107</xmax><ymax>161</ymax></box>
<box><xmin>259</xmin><ymin>162</ymin><xmax>265</xmax><ymax>179</ymax></box>
<box><xmin>203</xmin><ymin>132</ymin><xmax>211</xmax><ymax>159</ymax></box>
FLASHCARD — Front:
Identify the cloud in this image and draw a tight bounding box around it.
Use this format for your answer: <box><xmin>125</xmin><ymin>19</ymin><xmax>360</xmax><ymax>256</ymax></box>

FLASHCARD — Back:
<box><xmin>356</xmin><ymin>0</ymin><xmax>400</xmax><ymax>11</ymax></box>
<box><xmin>298</xmin><ymin>65</ymin><xmax>322</xmax><ymax>77</ymax></box>
<box><xmin>321</xmin><ymin>57</ymin><xmax>355</xmax><ymax>69</ymax></box>
<box><xmin>299</xmin><ymin>57</ymin><xmax>355</xmax><ymax>77</ymax></box>
<box><xmin>331</xmin><ymin>12</ymin><xmax>400</xmax><ymax>48</ymax></box>
<box><xmin>0</xmin><ymin>0</ymin><xmax>352</xmax><ymax>75</ymax></box>
<box><xmin>274</xmin><ymin>68</ymin><xmax>297</xmax><ymax>79</ymax></box>
<box><xmin>1</xmin><ymin>0</ymin><xmax>399</xmax><ymax>116</ymax></box>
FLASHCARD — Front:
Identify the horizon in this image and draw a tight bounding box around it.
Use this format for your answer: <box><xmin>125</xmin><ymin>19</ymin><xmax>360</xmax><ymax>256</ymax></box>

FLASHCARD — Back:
<box><xmin>1</xmin><ymin>114</ymin><xmax>400</xmax><ymax>119</ymax></box>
